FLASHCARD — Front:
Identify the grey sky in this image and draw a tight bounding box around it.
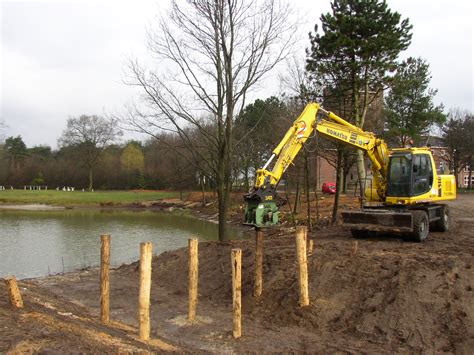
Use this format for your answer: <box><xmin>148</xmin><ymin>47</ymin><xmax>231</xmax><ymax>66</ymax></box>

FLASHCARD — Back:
<box><xmin>1</xmin><ymin>0</ymin><xmax>472</xmax><ymax>148</ymax></box>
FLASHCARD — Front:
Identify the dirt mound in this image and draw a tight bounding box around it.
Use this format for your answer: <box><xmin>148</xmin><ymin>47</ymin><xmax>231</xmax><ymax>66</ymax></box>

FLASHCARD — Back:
<box><xmin>139</xmin><ymin>224</ymin><xmax>473</xmax><ymax>353</ymax></box>
<box><xmin>0</xmin><ymin>281</ymin><xmax>178</xmax><ymax>353</ymax></box>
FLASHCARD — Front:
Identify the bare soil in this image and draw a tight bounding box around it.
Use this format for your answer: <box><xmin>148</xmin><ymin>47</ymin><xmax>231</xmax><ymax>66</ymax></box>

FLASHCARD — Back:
<box><xmin>1</xmin><ymin>194</ymin><xmax>473</xmax><ymax>353</ymax></box>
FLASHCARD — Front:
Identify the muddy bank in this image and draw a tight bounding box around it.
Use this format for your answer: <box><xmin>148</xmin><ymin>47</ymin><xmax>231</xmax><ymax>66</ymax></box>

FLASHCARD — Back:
<box><xmin>4</xmin><ymin>196</ymin><xmax>470</xmax><ymax>353</ymax></box>
<box><xmin>0</xmin><ymin>281</ymin><xmax>180</xmax><ymax>353</ymax></box>
<box><xmin>2</xmin><ymin>195</ymin><xmax>474</xmax><ymax>353</ymax></box>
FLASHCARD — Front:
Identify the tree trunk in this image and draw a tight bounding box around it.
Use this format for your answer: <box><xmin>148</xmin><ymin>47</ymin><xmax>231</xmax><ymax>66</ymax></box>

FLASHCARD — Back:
<box><xmin>244</xmin><ymin>167</ymin><xmax>249</xmax><ymax>192</ymax></box>
<box><xmin>200</xmin><ymin>175</ymin><xmax>206</xmax><ymax>205</ymax></box>
<box><xmin>313</xmin><ymin>156</ymin><xmax>320</xmax><ymax>225</ymax></box>
<box><xmin>285</xmin><ymin>175</ymin><xmax>296</xmax><ymax>226</ymax></box>
<box><xmin>293</xmin><ymin>177</ymin><xmax>301</xmax><ymax>214</ymax></box>
<box><xmin>217</xmin><ymin>178</ymin><xmax>229</xmax><ymax>243</ymax></box>
<box><xmin>217</xmin><ymin>123</ymin><xmax>232</xmax><ymax>243</ymax></box>
<box><xmin>88</xmin><ymin>166</ymin><xmax>94</xmax><ymax>191</ymax></box>
<box><xmin>342</xmin><ymin>169</ymin><xmax>348</xmax><ymax>194</ymax></box>
<box><xmin>355</xmin><ymin>150</ymin><xmax>365</xmax><ymax>206</ymax></box>
<box><xmin>332</xmin><ymin>149</ymin><xmax>343</xmax><ymax>225</ymax></box>
<box><xmin>352</xmin><ymin>82</ymin><xmax>367</xmax><ymax>205</ymax></box>
<box><xmin>313</xmin><ymin>183</ymin><xmax>320</xmax><ymax>225</ymax></box>
<box><xmin>304</xmin><ymin>153</ymin><xmax>312</xmax><ymax>232</ymax></box>
<box><xmin>453</xmin><ymin>156</ymin><xmax>460</xmax><ymax>188</ymax></box>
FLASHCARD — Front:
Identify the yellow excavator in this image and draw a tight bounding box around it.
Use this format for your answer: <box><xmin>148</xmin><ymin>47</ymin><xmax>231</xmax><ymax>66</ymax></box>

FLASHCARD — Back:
<box><xmin>244</xmin><ymin>102</ymin><xmax>456</xmax><ymax>241</ymax></box>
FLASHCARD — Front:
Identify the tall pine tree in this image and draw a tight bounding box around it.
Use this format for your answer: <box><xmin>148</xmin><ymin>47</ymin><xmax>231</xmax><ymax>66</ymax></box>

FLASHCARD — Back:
<box><xmin>306</xmin><ymin>0</ymin><xmax>412</xmax><ymax>199</ymax></box>
<box><xmin>384</xmin><ymin>57</ymin><xmax>445</xmax><ymax>147</ymax></box>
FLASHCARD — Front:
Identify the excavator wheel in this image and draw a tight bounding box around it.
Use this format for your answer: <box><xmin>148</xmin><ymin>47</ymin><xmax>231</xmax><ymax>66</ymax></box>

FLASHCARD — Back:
<box><xmin>434</xmin><ymin>204</ymin><xmax>450</xmax><ymax>232</ymax></box>
<box><xmin>411</xmin><ymin>210</ymin><xmax>429</xmax><ymax>242</ymax></box>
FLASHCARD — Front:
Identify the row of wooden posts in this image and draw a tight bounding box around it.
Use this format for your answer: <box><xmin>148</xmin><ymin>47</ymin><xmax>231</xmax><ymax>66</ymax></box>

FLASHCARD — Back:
<box><xmin>99</xmin><ymin>226</ymin><xmax>314</xmax><ymax>340</ymax></box>
<box><xmin>3</xmin><ymin>225</ymin><xmax>316</xmax><ymax>342</ymax></box>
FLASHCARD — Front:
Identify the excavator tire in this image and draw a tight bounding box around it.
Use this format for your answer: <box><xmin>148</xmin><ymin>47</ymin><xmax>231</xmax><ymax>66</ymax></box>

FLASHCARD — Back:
<box><xmin>434</xmin><ymin>204</ymin><xmax>450</xmax><ymax>232</ymax></box>
<box><xmin>411</xmin><ymin>210</ymin><xmax>429</xmax><ymax>242</ymax></box>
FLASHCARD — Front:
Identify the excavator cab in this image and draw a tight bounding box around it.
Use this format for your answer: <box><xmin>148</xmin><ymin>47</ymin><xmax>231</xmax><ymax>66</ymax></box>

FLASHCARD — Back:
<box><xmin>386</xmin><ymin>152</ymin><xmax>434</xmax><ymax>198</ymax></box>
<box><xmin>382</xmin><ymin>148</ymin><xmax>455</xmax><ymax>205</ymax></box>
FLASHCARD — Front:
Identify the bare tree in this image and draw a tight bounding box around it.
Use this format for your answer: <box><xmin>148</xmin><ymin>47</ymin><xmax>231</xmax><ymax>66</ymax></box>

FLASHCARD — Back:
<box><xmin>59</xmin><ymin>115</ymin><xmax>122</xmax><ymax>190</ymax></box>
<box><xmin>441</xmin><ymin>109</ymin><xmax>474</xmax><ymax>188</ymax></box>
<box><xmin>125</xmin><ymin>0</ymin><xmax>296</xmax><ymax>242</ymax></box>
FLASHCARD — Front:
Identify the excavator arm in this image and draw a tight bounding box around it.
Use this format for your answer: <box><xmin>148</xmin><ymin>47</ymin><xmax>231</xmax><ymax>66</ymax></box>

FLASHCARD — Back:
<box><xmin>313</xmin><ymin>108</ymin><xmax>390</xmax><ymax>200</ymax></box>
<box><xmin>244</xmin><ymin>102</ymin><xmax>390</xmax><ymax>226</ymax></box>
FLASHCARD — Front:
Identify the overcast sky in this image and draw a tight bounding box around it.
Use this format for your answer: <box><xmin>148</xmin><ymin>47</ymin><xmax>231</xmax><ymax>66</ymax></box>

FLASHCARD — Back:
<box><xmin>1</xmin><ymin>0</ymin><xmax>473</xmax><ymax>148</ymax></box>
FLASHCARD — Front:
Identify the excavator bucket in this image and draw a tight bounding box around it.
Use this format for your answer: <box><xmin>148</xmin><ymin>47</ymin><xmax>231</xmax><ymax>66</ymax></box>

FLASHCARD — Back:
<box><xmin>341</xmin><ymin>209</ymin><xmax>413</xmax><ymax>233</ymax></box>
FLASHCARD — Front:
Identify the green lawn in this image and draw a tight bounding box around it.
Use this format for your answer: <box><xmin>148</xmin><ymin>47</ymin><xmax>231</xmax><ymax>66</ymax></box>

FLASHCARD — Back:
<box><xmin>0</xmin><ymin>189</ymin><xmax>177</xmax><ymax>206</ymax></box>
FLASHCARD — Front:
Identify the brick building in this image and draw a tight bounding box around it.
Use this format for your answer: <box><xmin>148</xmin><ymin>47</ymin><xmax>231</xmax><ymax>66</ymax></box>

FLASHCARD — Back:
<box><xmin>308</xmin><ymin>152</ymin><xmax>372</xmax><ymax>192</ymax></box>
<box><xmin>430</xmin><ymin>146</ymin><xmax>473</xmax><ymax>188</ymax></box>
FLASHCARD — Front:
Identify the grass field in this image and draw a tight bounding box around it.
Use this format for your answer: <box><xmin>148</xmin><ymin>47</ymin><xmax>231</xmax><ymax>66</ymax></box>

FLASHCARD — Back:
<box><xmin>0</xmin><ymin>189</ymin><xmax>177</xmax><ymax>206</ymax></box>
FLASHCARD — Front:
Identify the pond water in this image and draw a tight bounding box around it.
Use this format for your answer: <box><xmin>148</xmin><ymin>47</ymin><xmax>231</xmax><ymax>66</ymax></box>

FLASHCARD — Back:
<box><xmin>0</xmin><ymin>209</ymin><xmax>242</xmax><ymax>279</ymax></box>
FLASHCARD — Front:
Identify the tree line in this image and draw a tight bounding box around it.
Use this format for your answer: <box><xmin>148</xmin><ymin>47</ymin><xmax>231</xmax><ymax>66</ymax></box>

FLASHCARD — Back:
<box><xmin>0</xmin><ymin>97</ymin><xmax>300</xmax><ymax>193</ymax></box>
<box><xmin>1</xmin><ymin>96</ymin><xmax>471</xmax><ymax>192</ymax></box>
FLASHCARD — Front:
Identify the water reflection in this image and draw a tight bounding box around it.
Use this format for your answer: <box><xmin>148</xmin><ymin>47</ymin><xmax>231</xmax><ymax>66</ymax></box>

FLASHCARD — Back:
<box><xmin>0</xmin><ymin>209</ymin><xmax>242</xmax><ymax>279</ymax></box>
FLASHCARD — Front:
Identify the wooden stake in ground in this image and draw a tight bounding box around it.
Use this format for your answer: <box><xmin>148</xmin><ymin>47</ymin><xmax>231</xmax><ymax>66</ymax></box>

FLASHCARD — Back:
<box><xmin>307</xmin><ymin>239</ymin><xmax>314</xmax><ymax>256</ymax></box>
<box><xmin>4</xmin><ymin>276</ymin><xmax>24</xmax><ymax>308</ymax></box>
<box><xmin>139</xmin><ymin>242</ymin><xmax>153</xmax><ymax>341</ymax></box>
<box><xmin>295</xmin><ymin>226</ymin><xmax>309</xmax><ymax>307</ymax></box>
<box><xmin>232</xmin><ymin>248</ymin><xmax>242</xmax><ymax>339</ymax></box>
<box><xmin>100</xmin><ymin>234</ymin><xmax>110</xmax><ymax>323</ymax></box>
<box><xmin>254</xmin><ymin>229</ymin><xmax>264</xmax><ymax>297</ymax></box>
<box><xmin>350</xmin><ymin>240</ymin><xmax>358</xmax><ymax>257</ymax></box>
<box><xmin>188</xmin><ymin>238</ymin><xmax>199</xmax><ymax>321</ymax></box>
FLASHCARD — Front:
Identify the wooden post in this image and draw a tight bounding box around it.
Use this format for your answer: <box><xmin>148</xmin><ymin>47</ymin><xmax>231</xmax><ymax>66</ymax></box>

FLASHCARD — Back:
<box><xmin>350</xmin><ymin>240</ymin><xmax>358</xmax><ymax>257</ymax></box>
<box><xmin>139</xmin><ymin>242</ymin><xmax>153</xmax><ymax>341</ymax></box>
<box><xmin>4</xmin><ymin>276</ymin><xmax>24</xmax><ymax>308</ymax></box>
<box><xmin>100</xmin><ymin>234</ymin><xmax>110</xmax><ymax>323</ymax></box>
<box><xmin>254</xmin><ymin>229</ymin><xmax>264</xmax><ymax>297</ymax></box>
<box><xmin>307</xmin><ymin>239</ymin><xmax>314</xmax><ymax>256</ymax></box>
<box><xmin>188</xmin><ymin>238</ymin><xmax>199</xmax><ymax>321</ymax></box>
<box><xmin>232</xmin><ymin>248</ymin><xmax>242</xmax><ymax>339</ymax></box>
<box><xmin>295</xmin><ymin>226</ymin><xmax>309</xmax><ymax>307</ymax></box>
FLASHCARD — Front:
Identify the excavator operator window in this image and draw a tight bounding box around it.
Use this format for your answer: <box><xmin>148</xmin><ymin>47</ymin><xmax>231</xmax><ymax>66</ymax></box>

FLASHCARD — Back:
<box><xmin>388</xmin><ymin>153</ymin><xmax>433</xmax><ymax>197</ymax></box>
<box><xmin>412</xmin><ymin>154</ymin><xmax>432</xmax><ymax>195</ymax></box>
<box><xmin>387</xmin><ymin>154</ymin><xmax>412</xmax><ymax>197</ymax></box>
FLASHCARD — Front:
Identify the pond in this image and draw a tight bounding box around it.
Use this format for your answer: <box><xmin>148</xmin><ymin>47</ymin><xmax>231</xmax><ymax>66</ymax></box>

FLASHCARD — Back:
<box><xmin>0</xmin><ymin>208</ymin><xmax>243</xmax><ymax>279</ymax></box>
